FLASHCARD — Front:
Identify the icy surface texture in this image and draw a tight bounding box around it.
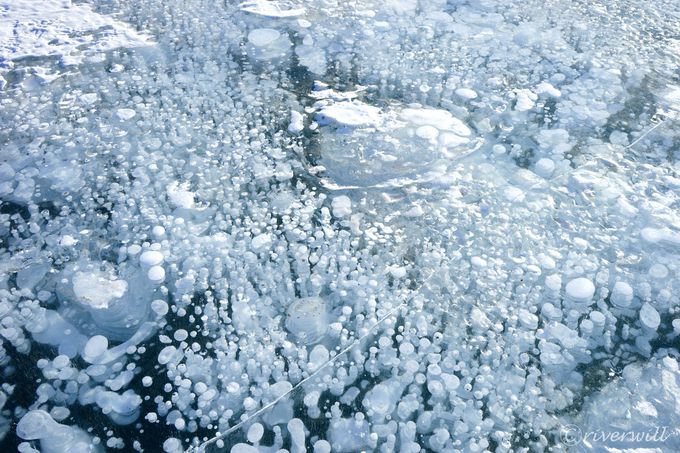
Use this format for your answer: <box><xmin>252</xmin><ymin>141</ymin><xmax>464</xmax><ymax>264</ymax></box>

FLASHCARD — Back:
<box><xmin>570</xmin><ymin>352</ymin><xmax>680</xmax><ymax>450</ymax></box>
<box><xmin>310</xmin><ymin>87</ymin><xmax>476</xmax><ymax>188</ymax></box>
<box><xmin>1</xmin><ymin>0</ymin><xmax>680</xmax><ymax>451</ymax></box>
<box><xmin>0</xmin><ymin>0</ymin><xmax>153</xmax><ymax>83</ymax></box>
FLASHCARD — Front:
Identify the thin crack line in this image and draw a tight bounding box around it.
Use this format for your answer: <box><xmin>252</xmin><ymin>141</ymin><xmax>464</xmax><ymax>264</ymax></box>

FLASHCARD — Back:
<box><xmin>192</xmin><ymin>270</ymin><xmax>437</xmax><ymax>452</ymax></box>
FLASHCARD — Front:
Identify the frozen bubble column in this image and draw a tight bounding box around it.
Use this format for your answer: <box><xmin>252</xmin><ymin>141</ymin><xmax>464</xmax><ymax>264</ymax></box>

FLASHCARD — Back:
<box><xmin>564</xmin><ymin>277</ymin><xmax>596</xmax><ymax>319</ymax></box>
<box><xmin>17</xmin><ymin>410</ymin><xmax>102</xmax><ymax>453</ymax></box>
<box><xmin>610</xmin><ymin>281</ymin><xmax>634</xmax><ymax>309</ymax></box>
<box><xmin>287</xmin><ymin>418</ymin><xmax>307</xmax><ymax>453</ymax></box>
<box><xmin>90</xmin><ymin>389</ymin><xmax>143</xmax><ymax>426</ymax></box>
<box><xmin>543</xmin><ymin>274</ymin><xmax>562</xmax><ymax>303</ymax></box>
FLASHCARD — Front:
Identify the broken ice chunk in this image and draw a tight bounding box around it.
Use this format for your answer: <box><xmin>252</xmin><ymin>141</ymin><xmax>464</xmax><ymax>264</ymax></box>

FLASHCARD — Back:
<box><xmin>251</xmin><ymin>233</ymin><xmax>273</xmax><ymax>252</ymax></box>
<box><xmin>519</xmin><ymin>309</ymin><xmax>538</xmax><ymax>330</ymax></box>
<box><xmin>470</xmin><ymin>307</ymin><xmax>491</xmax><ymax>330</ymax></box>
<box><xmin>398</xmin><ymin>108</ymin><xmax>471</xmax><ymax>136</ymax></box>
<box><xmin>416</xmin><ymin>125</ymin><xmax>439</xmax><ymax>140</ymax></box>
<box><xmin>514</xmin><ymin>89</ymin><xmax>537</xmax><ymax>111</ymax></box>
<box><xmin>61</xmin><ymin>263</ymin><xmax>154</xmax><ymax>342</ymax></box>
<box><xmin>167</xmin><ymin>182</ymin><xmax>195</xmax><ymax>209</ymax></box>
<box><xmin>296</xmin><ymin>44</ymin><xmax>326</xmax><ymax>74</ymax></box>
<box><xmin>535</xmin><ymin>81</ymin><xmax>561</xmax><ymax>97</ymax></box>
<box><xmin>317</xmin><ymin>101</ymin><xmax>382</xmax><ymax>127</ymax></box>
<box><xmin>73</xmin><ymin>272</ymin><xmax>127</xmax><ymax>310</ymax></box>
<box><xmin>288</xmin><ymin>110</ymin><xmax>304</xmax><ymax>134</ymax></box>
<box><xmin>59</xmin><ymin>235</ymin><xmax>78</xmax><ymax>247</ymax></box>
<box><xmin>16</xmin><ymin>262</ymin><xmax>50</xmax><ymax>290</ymax></box>
<box><xmin>239</xmin><ymin>0</ymin><xmax>305</xmax><ymax>17</ymax></box>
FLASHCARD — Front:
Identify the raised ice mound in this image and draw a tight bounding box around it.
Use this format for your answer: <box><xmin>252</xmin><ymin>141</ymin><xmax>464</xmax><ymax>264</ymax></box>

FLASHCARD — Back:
<box><xmin>57</xmin><ymin>261</ymin><xmax>154</xmax><ymax>341</ymax></box>
<box><xmin>17</xmin><ymin>410</ymin><xmax>101</xmax><ymax>453</ymax></box>
<box><xmin>72</xmin><ymin>271</ymin><xmax>127</xmax><ymax>310</ymax></box>
<box><xmin>309</xmin><ymin>87</ymin><xmax>478</xmax><ymax>188</ymax></box>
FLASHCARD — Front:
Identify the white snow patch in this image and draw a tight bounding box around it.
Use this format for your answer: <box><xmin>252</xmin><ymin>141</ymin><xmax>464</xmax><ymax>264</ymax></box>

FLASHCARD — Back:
<box><xmin>0</xmin><ymin>0</ymin><xmax>152</xmax><ymax>74</ymax></box>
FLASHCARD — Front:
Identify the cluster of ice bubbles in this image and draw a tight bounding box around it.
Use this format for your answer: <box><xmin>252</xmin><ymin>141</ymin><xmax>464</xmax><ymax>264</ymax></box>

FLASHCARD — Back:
<box><xmin>1</xmin><ymin>0</ymin><xmax>680</xmax><ymax>451</ymax></box>
<box><xmin>305</xmin><ymin>82</ymin><xmax>479</xmax><ymax>189</ymax></box>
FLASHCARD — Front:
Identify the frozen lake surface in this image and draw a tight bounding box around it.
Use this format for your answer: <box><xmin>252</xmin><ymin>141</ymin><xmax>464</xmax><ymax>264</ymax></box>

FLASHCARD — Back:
<box><xmin>1</xmin><ymin>0</ymin><xmax>680</xmax><ymax>451</ymax></box>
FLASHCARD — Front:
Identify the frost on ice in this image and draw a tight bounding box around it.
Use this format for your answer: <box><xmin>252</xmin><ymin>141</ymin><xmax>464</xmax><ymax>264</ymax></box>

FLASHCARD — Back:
<box><xmin>0</xmin><ymin>0</ymin><xmax>153</xmax><ymax>83</ymax></box>
<box><xmin>2</xmin><ymin>0</ymin><xmax>680</xmax><ymax>451</ymax></box>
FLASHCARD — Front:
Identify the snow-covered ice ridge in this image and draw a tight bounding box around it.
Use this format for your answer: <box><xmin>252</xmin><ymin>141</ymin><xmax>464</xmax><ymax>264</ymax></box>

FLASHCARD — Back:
<box><xmin>1</xmin><ymin>0</ymin><xmax>680</xmax><ymax>451</ymax></box>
